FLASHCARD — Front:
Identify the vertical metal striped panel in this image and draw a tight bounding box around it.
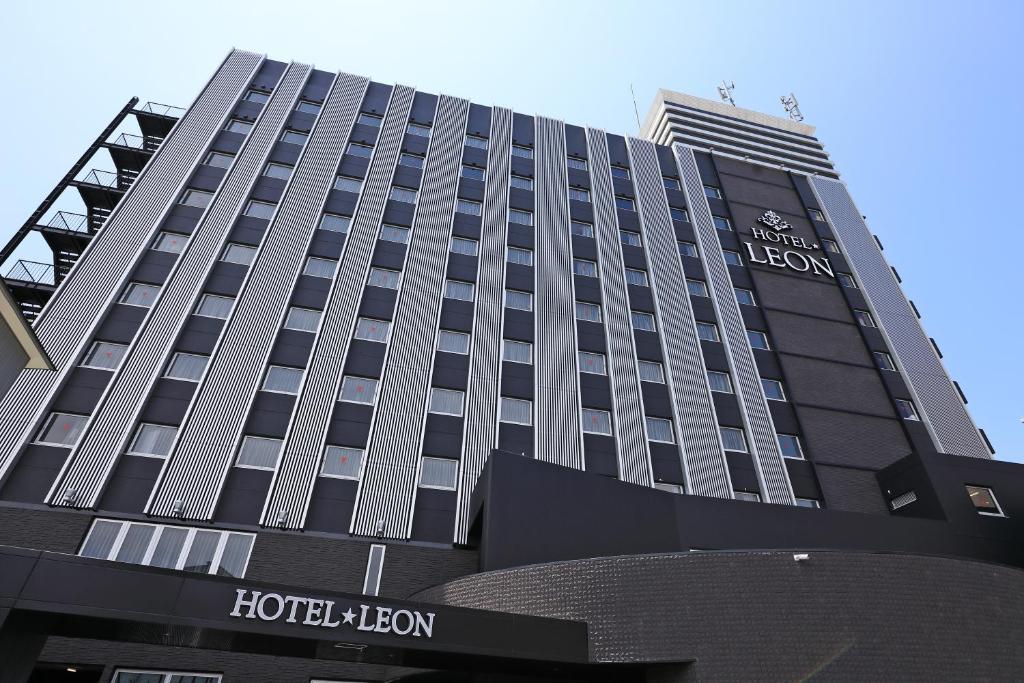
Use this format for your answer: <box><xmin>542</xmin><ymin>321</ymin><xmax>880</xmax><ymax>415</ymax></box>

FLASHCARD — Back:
<box><xmin>671</xmin><ymin>143</ymin><xmax>795</xmax><ymax>504</ymax></box>
<box><xmin>454</xmin><ymin>106</ymin><xmax>512</xmax><ymax>543</ymax></box>
<box><xmin>46</xmin><ymin>62</ymin><xmax>311</xmax><ymax>508</ymax></box>
<box><xmin>809</xmin><ymin>176</ymin><xmax>990</xmax><ymax>458</ymax></box>
<box><xmin>258</xmin><ymin>85</ymin><xmax>415</xmax><ymax>528</ymax></box>
<box><xmin>146</xmin><ymin>70</ymin><xmax>369</xmax><ymax>519</ymax></box>
<box><xmin>625</xmin><ymin>138</ymin><xmax>732</xmax><ymax>499</ymax></box>
<box><xmin>585</xmin><ymin>129</ymin><xmax>652</xmax><ymax>487</ymax></box>
<box><xmin>0</xmin><ymin>49</ymin><xmax>262</xmax><ymax>486</ymax></box>
<box><xmin>534</xmin><ymin>117</ymin><xmax>584</xmax><ymax>470</ymax></box>
<box><xmin>350</xmin><ymin>95</ymin><xmax>470</xmax><ymax>539</ymax></box>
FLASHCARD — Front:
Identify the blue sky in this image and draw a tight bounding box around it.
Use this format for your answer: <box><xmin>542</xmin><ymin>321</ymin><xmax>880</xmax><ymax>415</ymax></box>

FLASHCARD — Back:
<box><xmin>1</xmin><ymin>0</ymin><xmax>1021</xmax><ymax>461</ymax></box>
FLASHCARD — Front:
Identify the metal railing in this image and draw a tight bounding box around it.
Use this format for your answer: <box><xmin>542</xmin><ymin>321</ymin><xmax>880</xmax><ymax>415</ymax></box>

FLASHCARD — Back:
<box><xmin>110</xmin><ymin>132</ymin><xmax>159</xmax><ymax>152</ymax></box>
<box><xmin>78</xmin><ymin>169</ymin><xmax>120</xmax><ymax>189</ymax></box>
<box><xmin>41</xmin><ymin>211</ymin><xmax>90</xmax><ymax>234</ymax></box>
<box><xmin>137</xmin><ymin>101</ymin><xmax>185</xmax><ymax>118</ymax></box>
<box><xmin>6</xmin><ymin>260</ymin><xmax>56</xmax><ymax>286</ymax></box>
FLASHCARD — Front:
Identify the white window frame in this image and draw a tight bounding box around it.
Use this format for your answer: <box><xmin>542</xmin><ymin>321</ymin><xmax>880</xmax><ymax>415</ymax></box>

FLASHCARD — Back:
<box><xmin>777</xmin><ymin>433</ymin><xmax>804</xmax><ymax>459</ymax></box>
<box><xmin>720</xmin><ymin>426</ymin><xmax>748</xmax><ymax>452</ymax></box>
<box><xmin>437</xmin><ymin>330</ymin><xmax>470</xmax><ymax>355</ymax></box>
<box><xmin>261</xmin><ymin>365</ymin><xmax>304</xmax><ymax>395</ymax></box>
<box><xmin>194</xmin><ymin>294</ymin><xmax>234</xmax><ymax>319</ymax></box>
<box><xmin>747</xmin><ymin>329</ymin><xmax>770</xmax><ymax>350</ymax></box>
<box><xmin>499</xmin><ymin>397</ymin><xmax>533</xmax><ymax>425</ymax></box>
<box><xmin>966</xmin><ymin>485</ymin><xmax>1006</xmax><ymax>517</ymax></box>
<box><xmin>164</xmin><ymin>352</ymin><xmax>209</xmax><ymax>382</ymax></box>
<box><xmin>428</xmin><ymin>387</ymin><xmax>465</xmax><ymax>417</ymax></box>
<box><xmin>320</xmin><ymin>445</ymin><xmax>364</xmax><ymax>480</ymax></box>
<box><xmin>236</xmin><ymin>435</ymin><xmax>284</xmax><ymax>470</ymax></box>
<box><xmin>339</xmin><ymin>376</ymin><xmax>379</xmax><ymax>405</ymax></box>
<box><xmin>708</xmin><ymin>370</ymin><xmax>733</xmax><ymax>394</ymax></box>
<box><xmin>120</xmin><ymin>282</ymin><xmax>160</xmax><ymax>308</ymax></box>
<box><xmin>418</xmin><ymin>456</ymin><xmax>459</xmax><ymax>491</ymax></box>
<box><xmin>81</xmin><ymin>341</ymin><xmax>128</xmax><ymax>370</ymax></box>
<box><xmin>578</xmin><ymin>350</ymin><xmax>607</xmax><ymax>375</ymax></box>
<box><xmin>646</xmin><ymin>416</ymin><xmax>675</xmax><ymax>444</ymax></box>
<box><xmin>362</xmin><ymin>544</ymin><xmax>386</xmax><ymax>596</ymax></box>
<box><xmin>687</xmin><ymin>279</ymin><xmax>709</xmax><ymax>297</ymax></box>
<box><xmin>637</xmin><ymin>360</ymin><xmax>665</xmax><ymax>383</ymax></box>
<box><xmin>35</xmin><ymin>412</ymin><xmax>88</xmax><ymax>447</ymax></box>
<box><xmin>127</xmin><ymin>423</ymin><xmax>177</xmax><ymax>458</ymax></box>
<box><xmin>761</xmin><ymin>378</ymin><xmax>787</xmax><ymax>401</ymax></box>
<box><xmin>735</xmin><ymin>287</ymin><xmax>757</xmax><ymax>306</ymax></box>
<box><xmin>112</xmin><ymin>670</ymin><xmax>222</xmax><ymax>683</ymax></box>
<box><xmin>502</xmin><ymin>339</ymin><xmax>533</xmax><ymax>364</ymax></box>
<box><xmin>581</xmin><ymin>408</ymin><xmax>613</xmax><ymax>435</ymax></box>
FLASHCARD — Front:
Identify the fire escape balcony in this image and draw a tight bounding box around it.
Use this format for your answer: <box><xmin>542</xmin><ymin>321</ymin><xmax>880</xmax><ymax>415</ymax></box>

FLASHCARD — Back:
<box><xmin>4</xmin><ymin>260</ymin><xmax>56</xmax><ymax>322</ymax></box>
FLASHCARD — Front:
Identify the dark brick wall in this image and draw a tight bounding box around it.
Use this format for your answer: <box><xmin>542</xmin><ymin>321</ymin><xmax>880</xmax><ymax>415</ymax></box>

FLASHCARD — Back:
<box><xmin>815</xmin><ymin>464</ymin><xmax>890</xmax><ymax>514</ymax></box>
<box><xmin>797</xmin><ymin>406</ymin><xmax>911</xmax><ymax>470</ymax></box>
<box><xmin>0</xmin><ymin>504</ymin><xmax>90</xmax><ymax>553</ymax></box>
<box><xmin>416</xmin><ymin>550</ymin><xmax>1024</xmax><ymax>681</ymax></box>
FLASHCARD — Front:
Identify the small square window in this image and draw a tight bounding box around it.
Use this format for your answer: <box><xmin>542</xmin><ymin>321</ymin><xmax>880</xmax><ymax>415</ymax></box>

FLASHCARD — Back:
<box><xmin>512</xmin><ymin>144</ymin><xmax>534</xmax><ymax>159</ymax></box>
<box><xmin>837</xmin><ymin>272</ymin><xmax>858</xmax><ymax>289</ymax></box>
<box><xmin>507</xmin><ymin>246</ymin><xmax>534</xmax><ymax>266</ymax></box>
<box><xmin>505</xmin><ymin>289</ymin><xmax>533</xmax><ymax>311</ymax></box>
<box><xmin>503</xmin><ymin>339</ymin><xmax>532</xmax><ymax>364</ymax></box>
<box><xmin>874</xmin><ymin>351</ymin><xmax>897</xmax><ymax>371</ymax></box>
<box><xmin>646</xmin><ymin>417</ymin><xmax>675</xmax><ymax>443</ymax></box>
<box><xmin>762</xmin><ymin>378</ymin><xmax>786</xmax><ymax>401</ymax></box>
<box><xmin>697</xmin><ymin>322</ymin><xmax>720</xmax><ymax>342</ymax></box>
<box><xmin>284</xmin><ymin>307</ymin><xmax>321</xmax><ymax>332</ymax></box>
<box><xmin>809</xmin><ymin>209</ymin><xmax>825</xmax><ymax>221</ymax></box>
<box><xmin>221</xmin><ymin>243</ymin><xmax>257</xmax><ymax>265</ymax></box>
<box><xmin>390</xmin><ymin>186</ymin><xmax>418</xmax><ymax>203</ymax></box>
<box><xmin>237</xmin><ymin>436</ymin><xmax>283</xmax><ymax>469</ymax></box>
<box><xmin>335</xmin><ymin>176</ymin><xmax>362</xmax><ymax>193</ymax></box>
<box><xmin>687</xmin><ymin>279</ymin><xmax>709</xmax><ymax>297</ymax></box>
<box><xmin>966</xmin><ymin>485</ymin><xmax>1004</xmax><ymax>516</ymax></box>
<box><xmin>894</xmin><ymin>398</ymin><xmax>919</xmax><ymax>420</ymax></box>
<box><xmin>438</xmin><ymin>330</ymin><xmax>470</xmax><ymax>354</ymax></box>
<box><xmin>670</xmin><ymin>207</ymin><xmax>689</xmax><ymax>222</ymax></box>
<box><xmin>678</xmin><ymin>241</ymin><xmax>698</xmax><ymax>258</ymax></box>
<box><xmin>180</xmin><ymin>189</ymin><xmax>214</xmax><ymax>208</ymax></box>
<box><xmin>195</xmin><ymin>294</ymin><xmax>233</xmax><ymax>318</ymax></box>
<box><xmin>303</xmin><ymin>256</ymin><xmax>337</xmax><ymax>279</ymax></box>
<box><xmin>407</xmin><ymin>122</ymin><xmax>432</xmax><ymax>137</ymax></box>
<box><xmin>129</xmin><ymin>423</ymin><xmax>177</xmax><ymax>457</ymax></box>
<box><xmin>357</xmin><ymin>112</ymin><xmax>383</xmax><ymax>127</ymax></box>
<box><xmin>712</xmin><ymin>216</ymin><xmax>732</xmax><ymax>231</ymax></box>
<box><xmin>631</xmin><ymin>311</ymin><xmax>656</xmax><ymax>332</ymax></box>
<box><xmin>354</xmin><ymin>318</ymin><xmax>390</xmax><ymax>343</ymax></box>
<box><xmin>567</xmin><ymin>156</ymin><xmax>588</xmax><ymax>171</ymax></box>
<box><xmin>704</xmin><ymin>185</ymin><xmax>722</xmax><ymax>199</ymax></box>
<box><xmin>610</xmin><ymin>166</ymin><xmax>630</xmax><ymax>180</ymax></box>
<box><xmin>822</xmin><ymin>239</ymin><xmax>840</xmax><ymax>254</ymax></box>
<box><xmin>509</xmin><ymin>209</ymin><xmax>533</xmax><ymax>226</ymax></box>
<box><xmin>457</xmin><ymin>199</ymin><xmax>483</xmax><ymax>216</ymax></box>
<box><xmin>296</xmin><ymin>100</ymin><xmax>321</xmax><ymax>114</ymax></box>
<box><xmin>582</xmin><ymin>408</ymin><xmax>612</xmax><ymax>435</ymax></box>
<box><xmin>120</xmin><ymin>282</ymin><xmax>160</xmax><ymax>308</ymax></box>
<box><xmin>280</xmin><ymin>129</ymin><xmax>308</xmax><ymax>145</ymax></box>
<box><xmin>36</xmin><ymin>412</ymin><xmax>88</xmax><ymax>447</ymax></box>
<box><xmin>367</xmin><ymin>268</ymin><xmax>401</xmax><ymax>289</ymax></box>
<box><xmin>82</xmin><ymin>341</ymin><xmax>128</xmax><ymax>370</ymax></box>
<box><xmin>663</xmin><ymin>177</ymin><xmax>681</xmax><ymax>190</ymax></box>
<box><xmin>854</xmin><ymin>309</ymin><xmax>876</xmax><ymax>327</ymax></box>
<box><xmin>722</xmin><ymin>249</ymin><xmax>743</xmax><ymax>266</ymax></box>
<box><xmin>578</xmin><ymin>351</ymin><xmax>607</xmax><ymax>375</ymax></box>
<box><xmin>380</xmin><ymin>224</ymin><xmax>410</xmax><ymax>244</ymax></box>
<box><xmin>569</xmin><ymin>187</ymin><xmax>591</xmax><ymax>203</ymax></box>
<box><xmin>262</xmin><ymin>365</ymin><xmax>303</xmax><ymax>394</ymax></box>
<box><xmin>244</xmin><ymin>200</ymin><xmax>276</xmax><ymax>219</ymax></box>
<box><xmin>419</xmin><ymin>457</ymin><xmax>458</xmax><ymax>490</ymax></box>
<box><xmin>319</xmin><ymin>213</ymin><xmax>350</xmax><ymax>233</ymax></box>
<box><xmin>573</xmin><ymin>259</ymin><xmax>598</xmax><ymax>278</ymax></box>
<box><xmin>399</xmin><ymin>153</ymin><xmax>424</xmax><ymax>169</ymax></box>
<box><xmin>720</xmin><ymin>426</ymin><xmax>747</xmax><ymax>452</ymax></box>
<box><xmin>461</xmin><ymin>165</ymin><xmax>486</xmax><ymax>181</ymax></box>
<box><xmin>511</xmin><ymin>175</ymin><xmax>534</xmax><ymax>190</ymax></box>
<box><xmin>735</xmin><ymin>490</ymin><xmax>761</xmax><ymax>503</ymax></box>
<box><xmin>340</xmin><ymin>376</ymin><xmax>379</xmax><ymax>404</ymax></box>
<box><xmin>625</xmin><ymin>268</ymin><xmax>648</xmax><ymax>287</ymax></box>
<box><xmin>708</xmin><ymin>371</ymin><xmax>733</xmax><ymax>393</ymax></box>
<box><xmin>500</xmin><ymin>396</ymin><xmax>532</xmax><ymax>425</ymax></box>
<box><xmin>465</xmin><ymin>135</ymin><xmax>489</xmax><ymax>150</ymax></box>
<box><xmin>165</xmin><ymin>352</ymin><xmax>209</xmax><ymax>381</ymax></box>
<box><xmin>451</xmin><ymin>237</ymin><xmax>479</xmax><ymax>256</ymax></box>
<box><xmin>445</xmin><ymin>280</ymin><xmax>475</xmax><ymax>301</ymax></box>
<box><xmin>620</xmin><ymin>230</ymin><xmax>642</xmax><ymax>247</ymax></box>
<box><xmin>576</xmin><ymin>301</ymin><xmax>602</xmax><ymax>323</ymax></box>
<box><xmin>203</xmin><ymin>151</ymin><xmax>234</xmax><ymax>168</ymax></box>
<box><xmin>747</xmin><ymin>330</ymin><xmax>770</xmax><ymax>350</ymax></box>
<box><xmin>735</xmin><ymin>288</ymin><xmax>756</xmax><ymax>306</ymax></box>
<box><xmin>778</xmin><ymin>433</ymin><xmax>804</xmax><ymax>459</ymax></box>
<box><xmin>262</xmin><ymin>163</ymin><xmax>292</xmax><ymax>179</ymax></box>
<box><xmin>225</xmin><ymin>119</ymin><xmax>253</xmax><ymax>134</ymax></box>
<box><xmin>151</xmin><ymin>231</ymin><xmax>187</xmax><ymax>254</ymax></box>
<box><xmin>321</xmin><ymin>446</ymin><xmax>363</xmax><ymax>479</ymax></box>
<box><xmin>243</xmin><ymin>89</ymin><xmax>270</xmax><ymax>104</ymax></box>
<box><xmin>571</xmin><ymin>221</ymin><xmax>594</xmax><ymax>238</ymax></box>
<box><xmin>615</xmin><ymin>196</ymin><xmax>636</xmax><ymax>212</ymax></box>
<box><xmin>638</xmin><ymin>360</ymin><xmax>664</xmax><ymax>383</ymax></box>
<box><xmin>429</xmin><ymin>388</ymin><xmax>465</xmax><ymax>416</ymax></box>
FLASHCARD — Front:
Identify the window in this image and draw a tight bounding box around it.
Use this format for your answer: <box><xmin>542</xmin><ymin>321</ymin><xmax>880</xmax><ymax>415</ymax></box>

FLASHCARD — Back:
<box><xmin>445</xmin><ymin>279</ymin><xmax>475</xmax><ymax>301</ymax></box>
<box><xmin>225</xmin><ymin>118</ymin><xmax>253</xmax><ymax>134</ymax></box>
<box><xmin>120</xmin><ymin>282</ymin><xmax>160</xmax><ymax>307</ymax></box>
<box><xmin>419</xmin><ymin>457</ymin><xmax>458</xmax><ymax>490</ymax></box>
<box><xmin>128</xmin><ymin>424</ymin><xmax>176</xmax><ymax>457</ymax></box>
<box><xmin>795</xmin><ymin>498</ymin><xmax>821</xmax><ymax>509</ymax></box>
<box><xmin>646</xmin><ymin>417</ymin><xmax>675</xmax><ymax>443</ymax></box>
<box><xmin>762</xmin><ymin>378</ymin><xmax>786</xmax><ymax>401</ymax></box>
<box><xmin>280</xmin><ymin>129</ymin><xmax>308</xmax><ymax>145</ymax></box>
<box><xmin>390</xmin><ymin>186</ymin><xmax>418</xmax><ymax>203</ymax></box>
<box><xmin>625</xmin><ymin>268</ymin><xmax>648</xmax><ymax>287</ymax></box>
<box><xmin>578</xmin><ymin>351</ymin><xmax>607</xmax><ymax>375</ymax></box>
<box><xmin>221</xmin><ymin>243</ymin><xmax>257</xmax><ymax>265</ymax></box>
<box><xmin>778</xmin><ymin>433</ymin><xmax>804</xmax><ymax>459</ymax></box>
<box><xmin>195</xmin><ymin>294</ymin><xmax>233</xmax><ymax>319</ymax></box>
<box><xmin>747</xmin><ymin>330</ymin><xmax>770</xmax><ymax>350</ymax></box>
<box><xmin>112</xmin><ymin>671</ymin><xmax>220</xmax><ymax>683</ymax></box>
<box><xmin>152</xmin><ymin>231</ymin><xmax>187</xmax><ymax>254</ymax></box>
<box><xmin>712</xmin><ymin>216</ymin><xmax>732</xmax><ymax>231</ymax></box>
<box><xmin>262</xmin><ymin>162</ymin><xmax>292</xmax><ymax>179</ymax></box>
<box><xmin>407</xmin><ymin>122</ymin><xmax>431</xmax><ymax>137</ymax></box>
<box><xmin>429</xmin><ymin>388</ymin><xmax>465</xmax><ymax>416</ymax></box>
<box><xmin>465</xmin><ymin>134</ymin><xmax>488</xmax><ymax>150</ymax></box>
<box><xmin>319</xmin><ymin>213</ymin><xmax>350</xmax><ymax>233</ymax></box>
<box><xmin>461</xmin><ymin>165</ymin><xmax>486</xmax><ymax>181</ymax></box>
<box><xmin>334</xmin><ymin>175</ymin><xmax>362</xmax><ymax>192</ymax></box>
<box><xmin>678</xmin><ymin>241</ymin><xmax>698</xmax><ymax>258</ymax></box>
<box><xmin>36</xmin><ymin>412</ymin><xmax>87</xmax><ymax>447</ymax></box>
<box><xmin>512</xmin><ymin>144</ymin><xmax>533</xmax><ymax>159</ymax></box>
<box><xmin>567</xmin><ymin>156</ymin><xmax>588</xmax><ymax>171</ymax></box>
<box><xmin>697</xmin><ymin>322</ymin><xmax>720</xmax><ymax>342</ymax></box>
<box><xmin>571</xmin><ymin>221</ymin><xmax>594</xmax><ymax>238</ymax></box>
<box><xmin>244</xmin><ymin>200</ymin><xmax>276</xmax><ymax>219</ymax></box>
<box><xmin>708</xmin><ymin>371</ymin><xmax>733</xmax><ymax>393</ymax></box>
<box><xmin>809</xmin><ymin>208</ymin><xmax>825</xmax><ymax>221</ymax></box>
<box><xmin>456</xmin><ymin>198</ymin><xmax>482</xmax><ymax>216</ymax></box>
<box><xmin>615</xmin><ymin>196</ymin><xmax>636</xmax><ymax>211</ymax></box>
<box><xmin>368</xmin><ymin>268</ymin><xmax>401</xmax><ymax>289</ymax></box>
<box><xmin>735</xmin><ymin>491</ymin><xmax>761</xmax><ymax>503</ymax></box>
<box><xmin>399</xmin><ymin>152</ymin><xmax>425</xmax><ymax>169</ymax></box>
<box><xmin>837</xmin><ymin>272</ymin><xmax>858</xmax><ymax>289</ymax></box>
<box><xmin>180</xmin><ymin>189</ymin><xmax>213</xmax><ymax>208</ymax></box>
<box><xmin>165</xmin><ymin>352</ymin><xmax>209</xmax><ymax>381</ymax></box>
<box><xmin>573</xmin><ymin>259</ymin><xmax>598</xmax><ymax>277</ymax></box>
<box><xmin>321</xmin><ymin>446</ymin><xmax>363</xmax><ymax>479</ymax></box>
<box><xmin>663</xmin><ymin>177</ymin><xmax>681</xmax><ymax>190</ymax></box>
<box><xmin>203</xmin><ymin>151</ymin><xmax>234</xmax><ymax>168</ymax></box>
<box><xmin>357</xmin><ymin>112</ymin><xmax>383</xmax><ymax>127</ymax></box>
<box><xmin>569</xmin><ymin>187</ymin><xmax>591</xmax><ymax>203</ymax></box>
<box><xmin>966</xmin><ymin>485</ymin><xmax>1004</xmax><ymax>516</ymax></box>
<box><xmin>354</xmin><ymin>317</ymin><xmax>391</xmax><ymax>342</ymax></box>
<box><xmin>511</xmin><ymin>174</ymin><xmax>534</xmax><ymax>190</ymax></box>
<box><xmin>379</xmin><ymin>224</ymin><xmax>410</xmax><ymax>244</ymax></box>
<box><xmin>735</xmin><ymin>288</ymin><xmax>756</xmax><ymax>306</ymax></box>
<box><xmin>505</xmin><ymin>289</ymin><xmax>533</xmax><ymax>311</ymax></box>
<box><xmin>720</xmin><ymin>426</ymin><xmax>747</xmax><ymax>452</ymax></box>
<box><xmin>619</xmin><ymin>230</ymin><xmax>642</xmax><ymax>247</ymax></box>
<box><xmin>576</xmin><ymin>301</ymin><xmax>602</xmax><ymax>322</ymax></box>
<box><xmin>631</xmin><ymin>311</ymin><xmax>656</xmax><ymax>331</ymax></box>
<box><xmin>438</xmin><ymin>330</ymin><xmax>470</xmax><ymax>354</ymax></box>
<box><xmin>822</xmin><ymin>238</ymin><xmax>840</xmax><ymax>254</ymax></box>
<box><xmin>655</xmin><ymin>482</ymin><xmax>684</xmax><ymax>494</ymax></box>
<box><xmin>325</xmin><ymin>446</ymin><xmax>366</xmax><ymax>479</ymax></box>
<box><xmin>638</xmin><ymin>360</ymin><xmax>665</xmax><ymax>383</ymax></box>
<box><xmin>582</xmin><ymin>408</ymin><xmax>612</xmax><ymax>435</ymax></box>
<box><xmin>507</xmin><ymin>246</ymin><xmax>534</xmax><ymax>266</ymax></box>
<box><xmin>509</xmin><ymin>208</ymin><xmax>533</xmax><ymax>226</ymax></box>
<box><xmin>262</xmin><ymin>365</ymin><xmax>303</xmax><ymax>394</ymax></box>
<box><xmin>895</xmin><ymin>398</ymin><xmax>919</xmax><ymax>420</ymax></box>
<box><xmin>704</xmin><ymin>185</ymin><xmax>722</xmax><ymax>199</ymax></box>
<box><xmin>237</xmin><ymin>436</ymin><xmax>283</xmax><ymax>469</ymax></box>
<box><xmin>82</xmin><ymin>341</ymin><xmax>128</xmax><ymax>370</ymax></box>
<box><xmin>244</xmin><ymin>89</ymin><xmax>269</xmax><ymax>104</ymax></box>
<box><xmin>874</xmin><ymin>351</ymin><xmax>897</xmax><ymax>371</ymax></box>
<box><xmin>610</xmin><ymin>165</ymin><xmax>630</xmax><ymax>180</ymax></box>
<box><xmin>284</xmin><ymin>307</ymin><xmax>321</xmax><ymax>332</ymax></box>
<box><xmin>296</xmin><ymin>99</ymin><xmax>321</xmax><ymax>114</ymax></box>
<box><xmin>451</xmin><ymin>237</ymin><xmax>479</xmax><ymax>256</ymax></box>
<box><xmin>500</xmin><ymin>396</ymin><xmax>532</xmax><ymax>424</ymax></box>
<box><xmin>363</xmin><ymin>544</ymin><xmax>386</xmax><ymax>596</ymax></box>
<box><xmin>503</xmin><ymin>339</ymin><xmax>532</xmax><ymax>364</ymax></box>
<box><xmin>303</xmin><ymin>256</ymin><xmax>337</xmax><ymax>278</ymax></box>
<box><xmin>722</xmin><ymin>249</ymin><xmax>743</xmax><ymax>266</ymax></box>
<box><xmin>340</xmin><ymin>376</ymin><xmax>378</xmax><ymax>404</ymax></box>
<box><xmin>687</xmin><ymin>279</ymin><xmax>709</xmax><ymax>297</ymax></box>
<box><xmin>670</xmin><ymin>207</ymin><xmax>688</xmax><ymax>222</ymax></box>
<box><xmin>80</xmin><ymin>519</ymin><xmax>253</xmax><ymax>578</ymax></box>
<box><xmin>854</xmin><ymin>309</ymin><xmax>876</xmax><ymax>327</ymax></box>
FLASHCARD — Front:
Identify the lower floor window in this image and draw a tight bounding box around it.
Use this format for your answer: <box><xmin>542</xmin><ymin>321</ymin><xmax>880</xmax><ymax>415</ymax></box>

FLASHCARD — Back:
<box><xmin>419</xmin><ymin>456</ymin><xmax>458</xmax><ymax>490</ymax></box>
<box><xmin>113</xmin><ymin>671</ymin><xmax>221</xmax><ymax>683</ymax></box>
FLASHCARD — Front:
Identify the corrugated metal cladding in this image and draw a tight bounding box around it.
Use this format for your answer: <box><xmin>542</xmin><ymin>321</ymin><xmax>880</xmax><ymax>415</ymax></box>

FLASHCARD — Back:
<box><xmin>48</xmin><ymin>61</ymin><xmax>305</xmax><ymax>509</ymax></box>
<box><xmin>0</xmin><ymin>49</ymin><xmax>263</xmax><ymax>487</ymax></box>
<box><xmin>671</xmin><ymin>143</ymin><xmax>795</xmax><ymax>504</ymax></box>
<box><xmin>351</xmin><ymin>95</ymin><xmax>470</xmax><ymax>539</ymax></box>
<box><xmin>626</xmin><ymin>138</ymin><xmax>731</xmax><ymax>499</ymax></box>
<box><xmin>534</xmin><ymin>117</ymin><xmax>585</xmax><ymax>471</ymax></box>
<box><xmin>585</xmin><ymin>129</ymin><xmax>651</xmax><ymax>487</ymax></box>
<box><xmin>147</xmin><ymin>66</ymin><xmax>364</xmax><ymax>519</ymax></box>
<box><xmin>455</xmin><ymin>106</ymin><xmax>513</xmax><ymax>544</ymax></box>
<box><xmin>809</xmin><ymin>176</ymin><xmax>990</xmax><ymax>459</ymax></box>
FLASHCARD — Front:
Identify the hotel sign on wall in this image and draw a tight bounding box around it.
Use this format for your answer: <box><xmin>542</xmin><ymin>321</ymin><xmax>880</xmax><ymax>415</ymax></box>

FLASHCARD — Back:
<box><xmin>744</xmin><ymin>210</ymin><xmax>834</xmax><ymax>278</ymax></box>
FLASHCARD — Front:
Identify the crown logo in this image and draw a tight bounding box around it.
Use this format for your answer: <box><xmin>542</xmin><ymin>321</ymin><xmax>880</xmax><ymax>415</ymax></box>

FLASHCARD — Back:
<box><xmin>757</xmin><ymin>210</ymin><xmax>792</xmax><ymax>231</ymax></box>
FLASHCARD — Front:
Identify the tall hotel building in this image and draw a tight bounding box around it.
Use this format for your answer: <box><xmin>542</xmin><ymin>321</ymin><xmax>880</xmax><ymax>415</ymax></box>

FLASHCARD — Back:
<box><xmin>0</xmin><ymin>51</ymin><xmax>1021</xmax><ymax>682</ymax></box>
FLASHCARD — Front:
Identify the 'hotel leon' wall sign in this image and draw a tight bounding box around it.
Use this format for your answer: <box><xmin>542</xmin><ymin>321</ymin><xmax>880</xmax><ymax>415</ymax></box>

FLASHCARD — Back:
<box><xmin>743</xmin><ymin>210</ymin><xmax>834</xmax><ymax>278</ymax></box>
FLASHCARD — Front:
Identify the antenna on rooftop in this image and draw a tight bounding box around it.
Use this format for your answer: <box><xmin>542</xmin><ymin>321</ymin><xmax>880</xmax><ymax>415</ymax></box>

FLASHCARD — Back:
<box><xmin>781</xmin><ymin>92</ymin><xmax>804</xmax><ymax>121</ymax></box>
<box><xmin>629</xmin><ymin>83</ymin><xmax>642</xmax><ymax>134</ymax></box>
<box><xmin>718</xmin><ymin>81</ymin><xmax>736</xmax><ymax>106</ymax></box>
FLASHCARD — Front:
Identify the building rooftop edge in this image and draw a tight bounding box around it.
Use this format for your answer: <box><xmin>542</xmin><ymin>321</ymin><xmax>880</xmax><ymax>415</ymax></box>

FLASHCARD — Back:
<box><xmin>642</xmin><ymin>88</ymin><xmax>817</xmax><ymax>139</ymax></box>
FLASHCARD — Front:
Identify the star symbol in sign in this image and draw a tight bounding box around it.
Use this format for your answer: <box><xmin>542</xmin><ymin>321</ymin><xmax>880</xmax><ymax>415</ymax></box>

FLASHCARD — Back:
<box><xmin>342</xmin><ymin>608</ymin><xmax>356</xmax><ymax>625</ymax></box>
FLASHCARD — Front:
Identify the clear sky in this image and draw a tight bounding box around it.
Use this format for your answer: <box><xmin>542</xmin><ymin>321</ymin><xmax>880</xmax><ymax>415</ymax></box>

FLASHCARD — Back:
<box><xmin>1</xmin><ymin>0</ymin><xmax>1021</xmax><ymax>462</ymax></box>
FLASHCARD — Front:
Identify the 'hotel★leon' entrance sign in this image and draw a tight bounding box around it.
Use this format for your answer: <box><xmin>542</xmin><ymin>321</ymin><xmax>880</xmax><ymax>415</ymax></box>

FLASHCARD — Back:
<box><xmin>744</xmin><ymin>210</ymin><xmax>834</xmax><ymax>278</ymax></box>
